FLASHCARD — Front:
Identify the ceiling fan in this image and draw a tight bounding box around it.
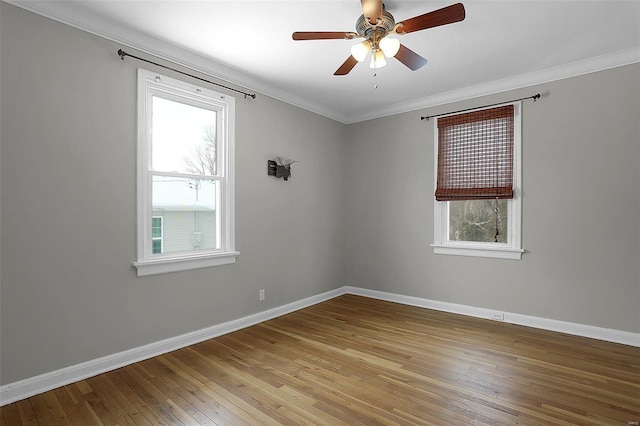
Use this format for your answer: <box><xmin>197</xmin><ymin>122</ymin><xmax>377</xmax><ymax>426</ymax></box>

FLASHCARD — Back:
<box><xmin>292</xmin><ymin>0</ymin><xmax>465</xmax><ymax>75</ymax></box>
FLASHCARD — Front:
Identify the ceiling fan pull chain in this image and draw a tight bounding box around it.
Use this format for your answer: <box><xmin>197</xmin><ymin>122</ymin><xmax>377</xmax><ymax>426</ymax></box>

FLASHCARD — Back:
<box><xmin>373</xmin><ymin>72</ymin><xmax>378</xmax><ymax>89</ymax></box>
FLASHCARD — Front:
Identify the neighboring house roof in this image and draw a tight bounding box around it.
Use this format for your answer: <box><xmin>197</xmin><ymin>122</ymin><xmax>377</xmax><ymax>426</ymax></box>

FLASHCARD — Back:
<box><xmin>153</xmin><ymin>205</ymin><xmax>215</xmax><ymax>212</ymax></box>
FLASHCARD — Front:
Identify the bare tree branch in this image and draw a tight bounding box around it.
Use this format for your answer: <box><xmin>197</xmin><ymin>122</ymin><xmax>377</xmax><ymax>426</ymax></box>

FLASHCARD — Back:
<box><xmin>183</xmin><ymin>125</ymin><xmax>217</xmax><ymax>175</ymax></box>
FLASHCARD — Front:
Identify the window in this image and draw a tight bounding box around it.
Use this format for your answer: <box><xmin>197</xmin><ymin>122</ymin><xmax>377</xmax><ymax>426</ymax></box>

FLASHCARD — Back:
<box><xmin>133</xmin><ymin>69</ymin><xmax>238</xmax><ymax>276</ymax></box>
<box><xmin>432</xmin><ymin>102</ymin><xmax>523</xmax><ymax>260</ymax></box>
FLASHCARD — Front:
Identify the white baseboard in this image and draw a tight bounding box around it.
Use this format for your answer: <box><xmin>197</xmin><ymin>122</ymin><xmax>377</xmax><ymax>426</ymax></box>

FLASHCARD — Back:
<box><xmin>2</xmin><ymin>285</ymin><xmax>638</xmax><ymax>406</ymax></box>
<box><xmin>345</xmin><ymin>286</ymin><xmax>640</xmax><ymax>348</ymax></box>
<box><xmin>0</xmin><ymin>287</ymin><xmax>344</xmax><ymax>406</ymax></box>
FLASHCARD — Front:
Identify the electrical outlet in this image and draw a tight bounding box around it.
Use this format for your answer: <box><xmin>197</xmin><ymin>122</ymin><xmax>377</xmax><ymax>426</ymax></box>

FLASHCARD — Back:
<box><xmin>259</xmin><ymin>289</ymin><xmax>265</xmax><ymax>301</ymax></box>
<box><xmin>490</xmin><ymin>312</ymin><xmax>505</xmax><ymax>321</ymax></box>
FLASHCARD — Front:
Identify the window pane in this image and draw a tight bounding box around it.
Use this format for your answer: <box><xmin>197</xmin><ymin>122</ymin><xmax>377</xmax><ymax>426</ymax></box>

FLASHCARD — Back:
<box><xmin>152</xmin><ymin>175</ymin><xmax>218</xmax><ymax>253</ymax></box>
<box><xmin>152</xmin><ymin>239</ymin><xmax>162</xmax><ymax>254</ymax></box>
<box><xmin>151</xmin><ymin>217</ymin><xmax>162</xmax><ymax>238</ymax></box>
<box><xmin>152</xmin><ymin>96</ymin><xmax>218</xmax><ymax>175</ymax></box>
<box><xmin>449</xmin><ymin>199</ymin><xmax>508</xmax><ymax>243</ymax></box>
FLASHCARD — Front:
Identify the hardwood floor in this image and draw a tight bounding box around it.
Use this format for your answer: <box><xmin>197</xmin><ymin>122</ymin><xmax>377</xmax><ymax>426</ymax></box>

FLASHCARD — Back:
<box><xmin>2</xmin><ymin>294</ymin><xmax>639</xmax><ymax>425</ymax></box>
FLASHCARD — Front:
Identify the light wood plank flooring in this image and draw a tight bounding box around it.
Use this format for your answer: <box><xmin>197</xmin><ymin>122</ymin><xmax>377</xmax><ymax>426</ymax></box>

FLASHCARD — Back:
<box><xmin>2</xmin><ymin>294</ymin><xmax>639</xmax><ymax>425</ymax></box>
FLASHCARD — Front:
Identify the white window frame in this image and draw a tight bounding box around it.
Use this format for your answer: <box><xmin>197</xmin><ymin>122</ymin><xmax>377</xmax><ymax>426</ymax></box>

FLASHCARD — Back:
<box><xmin>431</xmin><ymin>101</ymin><xmax>524</xmax><ymax>260</ymax></box>
<box><xmin>133</xmin><ymin>69</ymin><xmax>238</xmax><ymax>276</ymax></box>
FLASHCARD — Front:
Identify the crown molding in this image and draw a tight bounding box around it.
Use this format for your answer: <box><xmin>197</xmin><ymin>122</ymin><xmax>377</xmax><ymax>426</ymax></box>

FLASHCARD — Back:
<box><xmin>343</xmin><ymin>47</ymin><xmax>640</xmax><ymax>124</ymax></box>
<box><xmin>3</xmin><ymin>0</ymin><xmax>346</xmax><ymax>123</ymax></box>
<box><xmin>5</xmin><ymin>1</ymin><xmax>640</xmax><ymax>125</ymax></box>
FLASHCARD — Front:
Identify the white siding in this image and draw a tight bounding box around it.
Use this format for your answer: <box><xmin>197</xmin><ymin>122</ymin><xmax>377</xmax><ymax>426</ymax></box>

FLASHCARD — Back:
<box><xmin>152</xmin><ymin>210</ymin><xmax>217</xmax><ymax>253</ymax></box>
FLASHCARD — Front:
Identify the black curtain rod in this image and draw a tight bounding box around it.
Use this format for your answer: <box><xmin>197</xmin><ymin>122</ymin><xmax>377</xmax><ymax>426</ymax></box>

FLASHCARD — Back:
<box><xmin>420</xmin><ymin>93</ymin><xmax>540</xmax><ymax>121</ymax></box>
<box><xmin>117</xmin><ymin>49</ymin><xmax>257</xmax><ymax>99</ymax></box>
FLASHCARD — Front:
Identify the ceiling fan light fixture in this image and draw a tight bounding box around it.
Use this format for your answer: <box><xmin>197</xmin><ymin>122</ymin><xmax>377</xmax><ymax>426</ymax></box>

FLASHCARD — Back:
<box><xmin>350</xmin><ymin>40</ymin><xmax>371</xmax><ymax>62</ymax></box>
<box><xmin>379</xmin><ymin>36</ymin><xmax>400</xmax><ymax>58</ymax></box>
<box><xmin>369</xmin><ymin>49</ymin><xmax>387</xmax><ymax>69</ymax></box>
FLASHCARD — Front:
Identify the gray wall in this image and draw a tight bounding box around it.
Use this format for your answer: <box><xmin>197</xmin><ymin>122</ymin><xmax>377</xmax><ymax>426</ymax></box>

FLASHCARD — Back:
<box><xmin>1</xmin><ymin>2</ymin><xmax>639</xmax><ymax>386</ymax></box>
<box><xmin>0</xmin><ymin>3</ymin><xmax>347</xmax><ymax>384</ymax></box>
<box><xmin>345</xmin><ymin>64</ymin><xmax>640</xmax><ymax>333</ymax></box>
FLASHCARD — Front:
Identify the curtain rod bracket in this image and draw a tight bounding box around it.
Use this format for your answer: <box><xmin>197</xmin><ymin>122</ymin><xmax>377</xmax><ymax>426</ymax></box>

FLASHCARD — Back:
<box><xmin>420</xmin><ymin>93</ymin><xmax>541</xmax><ymax>121</ymax></box>
<box><xmin>116</xmin><ymin>48</ymin><xmax>256</xmax><ymax>99</ymax></box>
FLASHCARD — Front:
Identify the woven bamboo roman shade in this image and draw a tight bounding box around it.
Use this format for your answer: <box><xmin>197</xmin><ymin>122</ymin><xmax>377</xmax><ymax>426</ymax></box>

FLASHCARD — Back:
<box><xmin>435</xmin><ymin>105</ymin><xmax>514</xmax><ymax>201</ymax></box>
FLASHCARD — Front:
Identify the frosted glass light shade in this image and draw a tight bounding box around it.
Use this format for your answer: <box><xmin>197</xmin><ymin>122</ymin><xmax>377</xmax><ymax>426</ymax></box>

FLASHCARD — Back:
<box><xmin>379</xmin><ymin>37</ymin><xmax>400</xmax><ymax>58</ymax></box>
<box><xmin>369</xmin><ymin>50</ymin><xmax>387</xmax><ymax>69</ymax></box>
<box><xmin>350</xmin><ymin>41</ymin><xmax>371</xmax><ymax>62</ymax></box>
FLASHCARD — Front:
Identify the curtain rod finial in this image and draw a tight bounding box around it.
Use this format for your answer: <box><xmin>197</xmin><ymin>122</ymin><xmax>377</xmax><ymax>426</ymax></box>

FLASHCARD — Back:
<box><xmin>117</xmin><ymin>49</ymin><xmax>126</xmax><ymax>60</ymax></box>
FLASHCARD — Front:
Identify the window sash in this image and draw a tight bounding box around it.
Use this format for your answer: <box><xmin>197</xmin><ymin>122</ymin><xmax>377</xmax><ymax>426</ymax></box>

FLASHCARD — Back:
<box><xmin>150</xmin><ymin>93</ymin><xmax>223</xmax><ymax>177</ymax></box>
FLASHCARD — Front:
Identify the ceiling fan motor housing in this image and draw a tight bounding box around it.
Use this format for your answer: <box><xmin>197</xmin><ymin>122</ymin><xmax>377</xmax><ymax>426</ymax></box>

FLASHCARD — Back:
<box><xmin>355</xmin><ymin>9</ymin><xmax>396</xmax><ymax>39</ymax></box>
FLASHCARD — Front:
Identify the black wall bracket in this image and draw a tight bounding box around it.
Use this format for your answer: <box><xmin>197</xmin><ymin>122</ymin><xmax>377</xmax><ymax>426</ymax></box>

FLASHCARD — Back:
<box><xmin>267</xmin><ymin>160</ymin><xmax>292</xmax><ymax>181</ymax></box>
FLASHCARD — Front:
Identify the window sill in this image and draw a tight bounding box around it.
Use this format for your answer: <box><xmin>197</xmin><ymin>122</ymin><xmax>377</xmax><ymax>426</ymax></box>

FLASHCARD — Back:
<box><xmin>133</xmin><ymin>251</ymin><xmax>239</xmax><ymax>277</ymax></box>
<box><xmin>431</xmin><ymin>244</ymin><xmax>523</xmax><ymax>260</ymax></box>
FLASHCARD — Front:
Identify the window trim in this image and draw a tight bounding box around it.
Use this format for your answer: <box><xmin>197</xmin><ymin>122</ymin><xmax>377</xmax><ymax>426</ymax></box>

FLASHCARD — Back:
<box><xmin>133</xmin><ymin>69</ymin><xmax>238</xmax><ymax>277</ymax></box>
<box><xmin>431</xmin><ymin>101</ymin><xmax>523</xmax><ymax>260</ymax></box>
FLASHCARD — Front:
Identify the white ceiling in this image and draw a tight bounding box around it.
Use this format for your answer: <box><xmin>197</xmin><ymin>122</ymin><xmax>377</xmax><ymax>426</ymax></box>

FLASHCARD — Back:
<box><xmin>9</xmin><ymin>0</ymin><xmax>640</xmax><ymax>123</ymax></box>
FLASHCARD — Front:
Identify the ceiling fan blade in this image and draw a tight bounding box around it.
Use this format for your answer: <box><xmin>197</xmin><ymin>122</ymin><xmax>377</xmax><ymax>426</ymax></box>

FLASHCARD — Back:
<box><xmin>292</xmin><ymin>32</ymin><xmax>358</xmax><ymax>40</ymax></box>
<box><xmin>334</xmin><ymin>56</ymin><xmax>359</xmax><ymax>76</ymax></box>
<box><xmin>394</xmin><ymin>44</ymin><xmax>428</xmax><ymax>71</ymax></box>
<box><xmin>361</xmin><ymin>0</ymin><xmax>383</xmax><ymax>25</ymax></box>
<box><xmin>395</xmin><ymin>3</ymin><xmax>465</xmax><ymax>34</ymax></box>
